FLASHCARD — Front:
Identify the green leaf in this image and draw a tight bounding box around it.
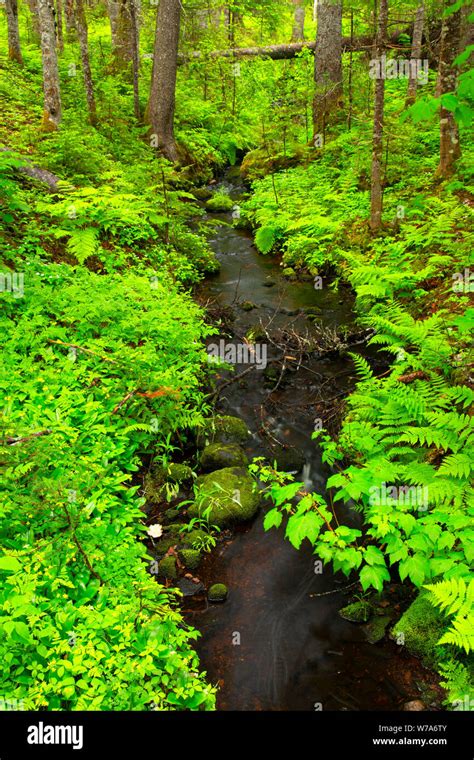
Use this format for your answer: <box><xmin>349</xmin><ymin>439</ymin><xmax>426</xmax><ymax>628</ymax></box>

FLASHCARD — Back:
<box><xmin>263</xmin><ymin>508</ymin><xmax>283</xmax><ymax>531</ymax></box>
<box><xmin>0</xmin><ymin>556</ymin><xmax>21</xmax><ymax>573</ymax></box>
<box><xmin>360</xmin><ymin>564</ymin><xmax>390</xmax><ymax>592</ymax></box>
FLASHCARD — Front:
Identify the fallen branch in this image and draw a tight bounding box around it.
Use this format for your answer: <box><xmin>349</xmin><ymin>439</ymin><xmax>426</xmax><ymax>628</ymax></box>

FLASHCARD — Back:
<box><xmin>178</xmin><ymin>28</ymin><xmax>411</xmax><ymax>65</ymax></box>
<box><xmin>6</xmin><ymin>429</ymin><xmax>53</xmax><ymax>445</ymax></box>
<box><xmin>47</xmin><ymin>338</ymin><xmax>118</xmax><ymax>364</ymax></box>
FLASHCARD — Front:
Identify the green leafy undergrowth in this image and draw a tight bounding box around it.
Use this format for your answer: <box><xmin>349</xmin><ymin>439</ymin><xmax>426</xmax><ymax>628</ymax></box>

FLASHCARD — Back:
<box><xmin>0</xmin><ymin>265</ymin><xmax>216</xmax><ymax>709</ymax></box>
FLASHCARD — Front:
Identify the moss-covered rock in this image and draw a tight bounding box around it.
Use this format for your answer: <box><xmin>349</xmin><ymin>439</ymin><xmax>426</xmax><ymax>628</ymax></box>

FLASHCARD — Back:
<box><xmin>178</xmin><ymin>549</ymin><xmax>202</xmax><ymax>571</ymax></box>
<box><xmin>339</xmin><ymin>601</ymin><xmax>372</xmax><ymax>623</ymax></box>
<box><xmin>197</xmin><ymin>415</ymin><xmax>250</xmax><ymax>449</ymax></box>
<box><xmin>391</xmin><ymin>592</ymin><xmax>446</xmax><ymax>667</ymax></box>
<box><xmin>188</xmin><ymin>467</ymin><xmax>260</xmax><ymax>528</ymax></box>
<box><xmin>154</xmin><ymin>537</ymin><xmax>179</xmax><ymax>556</ymax></box>
<box><xmin>159</xmin><ymin>555</ymin><xmax>177</xmax><ymax>580</ymax></box>
<box><xmin>192</xmin><ymin>187</ymin><xmax>212</xmax><ymax>201</ymax></box>
<box><xmin>181</xmin><ymin>528</ymin><xmax>208</xmax><ymax>549</ymax></box>
<box><xmin>282</xmin><ymin>267</ymin><xmax>297</xmax><ymax>280</ymax></box>
<box><xmin>241</xmin><ymin>300</ymin><xmax>257</xmax><ymax>311</ymax></box>
<box><xmin>205</xmin><ymin>193</ymin><xmax>234</xmax><ymax>213</ymax></box>
<box><xmin>208</xmin><ymin>583</ymin><xmax>228</xmax><ymax>602</ymax></box>
<box><xmin>200</xmin><ymin>443</ymin><xmax>248</xmax><ymax>472</ymax></box>
<box><xmin>363</xmin><ymin>614</ymin><xmax>392</xmax><ymax>644</ymax></box>
<box><xmin>154</xmin><ymin>462</ymin><xmax>194</xmax><ymax>484</ymax></box>
<box><xmin>240</xmin><ymin>146</ymin><xmax>306</xmax><ymax>180</ymax></box>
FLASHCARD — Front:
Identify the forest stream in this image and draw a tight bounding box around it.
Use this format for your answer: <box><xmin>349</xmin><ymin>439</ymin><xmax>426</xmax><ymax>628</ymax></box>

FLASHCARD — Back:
<box><xmin>184</xmin><ymin>171</ymin><xmax>438</xmax><ymax>712</ymax></box>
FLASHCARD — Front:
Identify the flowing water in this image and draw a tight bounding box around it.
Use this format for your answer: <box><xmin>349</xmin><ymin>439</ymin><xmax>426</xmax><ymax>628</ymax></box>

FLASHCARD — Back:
<box><xmin>186</xmin><ymin>172</ymin><xmax>430</xmax><ymax>712</ymax></box>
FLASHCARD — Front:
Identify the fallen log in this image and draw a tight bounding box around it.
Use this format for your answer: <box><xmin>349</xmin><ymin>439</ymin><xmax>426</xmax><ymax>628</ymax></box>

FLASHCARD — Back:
<box><xmin>0</xmin><ymin>148</ymin><xmax>69</xmax><ymax>192</ymax></box>
<box><xmin>178</xmin><ymin>28</ymin><xmax>411</xmax><ymax>64</ymax></box>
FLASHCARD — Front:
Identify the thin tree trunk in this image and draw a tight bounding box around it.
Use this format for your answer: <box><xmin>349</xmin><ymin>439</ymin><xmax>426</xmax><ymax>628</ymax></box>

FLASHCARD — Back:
<box><xmin>27</xmin><ymin>0</ymin><xmax>41</xmax><ymax>40</ymax></box>
<box><xmin>74</xmin><ymin>0</ymin><xmax>97</xmax><ymax>125</ymax></box>
<box><xmin>108</xmin><ymin>0</ymin><xmax>119</xmax><ymax>49</ymax></box>
<box><xmin>313</xmin><ymin>0</ymin><xmax>343</xmax><ymax>136</ymax></box>
<box><xmin>147</xmin><ymin>0</ymin><xmax>181</xmax><ymax>162</ymax></box>
<box><xmin>437</xmin><ymin>0</ymin><xmax>462</xmax><ymax>176</ymax></box>
<box><xmin>406</xmin><ymin>2</ymin><xmax>424</xmax><ymax>105</ymax></box>
<box><xmin>64</xmin><ymin>0</ymin><xmax>74</xmax><ymax>32</ymax></box>
<box><xmin>113</xmin><ymin>0</ymin><xmax>134</xmax><ymax>76</ymax></box>
<box><xmin>291</xmin><ymin>0</ymin><xmax>305</xmax><ymax>42</ymax></box>
<box><xmin>129</xmin><ymin>0</ymin><xmax>140</xmax><ymax>120</ymax></box>
<box><xmin>5</xmin><ymin>0</ymin><xmax>23</xmax><ymax>64</ymax></box>
<box><xmin>347</xmin><ymin>9</ymin><xmax>354</xmax><ymax>129</ymax></box>
<box><xmin>38</xmin><ymin>0</ymin><xmax>62</xmax><ymax>130</ymax></box>
<box><xmin>55</xmin><ymin>0</ymin><xmax>64</xmax><ymax>51</ymax></box>
<box><xmin>369</xmin><ymin>0</ymin><xmax>388</xmax><ymax>232</ymax></box>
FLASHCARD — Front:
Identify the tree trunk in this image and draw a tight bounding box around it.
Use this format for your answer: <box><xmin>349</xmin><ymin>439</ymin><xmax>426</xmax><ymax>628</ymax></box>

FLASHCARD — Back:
<box><xmin>64</xmin><ymin>0</ymin><xmax>75</xmax><ymax>33</ymax></box>
<box><xmin>369</xmin><ymin>0</ymin><xmax>388</xmax><ymax>233</ymax></box>
<box><xmin>113</xmin><ymin>0</ymin><xmax>134</xmax><ymax>76</ymax></box>
<box><xmin>27</xmin><ymin>0</ymin><xmax>41</xmax><ymax>41</ymax></box>
<box><xmin>129</xmin><ymin>0</ymin><xmax>140</xmax><ymax>120</ymax></box>
<box><xmin>55</xmin><ymin>0</ymin><xmax>64</xmax><ymax>52</ymax></box>
<box><xmin>107</xmin><ymin>0</ymin><xmax>119</xmax><ymax>47</ymax></box>
<box><xmin>147</xmin><ymin>0</ymin><xmax>181</xmax><ymax>162</ymax></box>
<box><xmin>437</xmin><ymin>0</ymin><xmax>462</xmax><ymax>177</ymax></box>
<box><xmin>74</xmin><ymin>0</ymin><xmax>97</xmax><ymax>125</ymax></box>
<box><xmin>37</xmin><ymin>0</ymin><xmax>62</xmax><ymax>130</ymax></box>
<box><xmin>5</xmin><ymin>0</ymin><xmax>23</xmax><ymax>64</ymax></box>
<box><xmin>313</xmin><ymin>0</ymin><xmax>343</xmax><ymax>136</ymax></box>
<box><xmin>291</xmin><ymin>0</ymin><xmax>305</xmax><ymax>42</ymax></box>
<box><xmin>406</xmin><ymin>2</ymin><xmax>424</xmax><ymax>105</ymax></box>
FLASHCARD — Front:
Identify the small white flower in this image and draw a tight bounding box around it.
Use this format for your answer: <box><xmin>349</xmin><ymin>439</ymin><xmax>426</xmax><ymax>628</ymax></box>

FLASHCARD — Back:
<box><xmin>147</xmin><ymin>523</ymin><xmax>163</xmax><ymax>539</ymax></box>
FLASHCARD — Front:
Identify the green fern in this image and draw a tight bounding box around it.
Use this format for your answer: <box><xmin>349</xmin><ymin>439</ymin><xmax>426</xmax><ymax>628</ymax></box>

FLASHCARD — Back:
<box><xmin>425</xmin><ymin>579</ymin><xmax>474</xmax><ymax>654</ymax></box>
<box><xmin>67</xmin><ymin>227</ymin><xmax>99</xmax><ymax>264</ymax></box>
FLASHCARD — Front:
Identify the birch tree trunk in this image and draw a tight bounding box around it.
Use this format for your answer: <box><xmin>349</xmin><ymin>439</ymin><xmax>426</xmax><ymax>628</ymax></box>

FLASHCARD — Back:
<box><xmin>369</xmin><ymin>0</ymin><xmax>388</xmax><ymax>232</ymax></box>
<box><xmin>5</xmin><ymin>0</ymin><xmax>23</xmax><ymax>64</ymax></box>
<box><xmin>437</xmin><ymin>0</ymin><xmax>462</xmax><ymax>176</ymax></box>
<box><xmin>291</xmin><ymin>0</ymin><xmax>305</xmax><ymax>42</ymax></box>
<box><xmin>38</xmin><ymin>0</ymin><xmax>62</xmax><ymax>130</ymax></box>
<box><xmin>406</xmin><ymin>2</ymin><xmax>424</xmax><ymax>105</ymax></box>
<box><xmin>74</xmin><ymin>0</ymin><xmax>97</xmax><ymax>125</ymax></box>
<box><xmin>147</xmin><ymin>0</ymin><xmax>181</xmax><ymax>162</ymax></box>
<box><xmin>313</xmin><ymin>0</ymin><xmax>343</xmax><ymax>137</ymax></box>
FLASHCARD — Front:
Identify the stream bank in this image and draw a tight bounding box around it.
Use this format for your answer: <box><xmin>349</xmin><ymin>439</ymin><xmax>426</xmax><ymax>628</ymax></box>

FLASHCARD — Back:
<box><xmin>143</xmin><ymin>169</ymin><xmax>445</xmax><ymax>711</ymax></box>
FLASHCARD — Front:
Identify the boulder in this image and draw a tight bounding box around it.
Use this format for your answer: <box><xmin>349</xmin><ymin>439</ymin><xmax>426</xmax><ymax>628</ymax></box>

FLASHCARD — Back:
<box><xmin>178</xmin><ymin>549</ymin><xmax>202</xmax><ymax>571</ymax></box>
<box><xmin>188</xmin><ymin>467</ymin><xmax>260</xmax><ymax>528</ymax></box>
<box><xmin>208</xmin><ymin>583</ymin><xmax>228</xmax><ymax>602</ymax></box>
<box><xmin>391</xmin><ymin>592</ymin><xmax>445</xmax><ymax>667</ymax></box>
<box><xmin>200</xmin><ymin>443</ymin><xmax>248</xmax><ymax>472</ymax></box>
<box><xmin>197</xmin><ymin>415</ymin><xmax>250</xmax><ymax>449</ymax></box>
<box><xmin>205</xmin><ymin>194</ymin><xmax>234</xmax><ymax>213</ymax></box>
<box><xmin>339</xmin><ymin>601</ymin><xmax>372</xmax><ymax>623</ymax></box>
<box><xmin>158</xmin><ymin>556</ymin><xmax>177</xmax><ymax>580</ymax></box>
